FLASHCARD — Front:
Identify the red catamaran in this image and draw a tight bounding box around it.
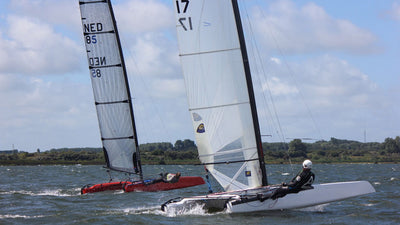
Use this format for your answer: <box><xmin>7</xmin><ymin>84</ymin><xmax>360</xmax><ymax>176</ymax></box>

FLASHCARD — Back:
<box><xmin>78</xmin><ymin>0</ymin><xmax>204</xmax><ymax>194</ymax></box>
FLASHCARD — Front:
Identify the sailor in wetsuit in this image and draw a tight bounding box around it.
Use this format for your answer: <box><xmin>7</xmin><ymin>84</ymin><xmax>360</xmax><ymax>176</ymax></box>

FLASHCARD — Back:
<box><xmin>271</xmin><ymin>159</ymin><xmax>315</xmax><ymax>199</ymax></box>
<box><xmin>148</xmin><ymin>172</ymin><xmax>181</xmax><ymax>185</ymax></box>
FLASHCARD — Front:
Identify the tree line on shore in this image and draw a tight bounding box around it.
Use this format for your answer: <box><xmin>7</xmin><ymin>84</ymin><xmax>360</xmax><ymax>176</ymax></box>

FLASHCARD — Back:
<box><xmin>0</xmin><ymin>137</ymin><xmax>399</xmax><ymax>165</ymax></box>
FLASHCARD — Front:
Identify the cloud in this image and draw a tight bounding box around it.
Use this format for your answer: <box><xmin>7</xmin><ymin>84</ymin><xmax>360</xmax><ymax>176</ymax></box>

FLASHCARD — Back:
<box><xmin>0</xmin><ymin>0</ymin><xmax>188</xmax><ymax>152</ymax></box>
<box><xmin>252</xmin><ymin>0</ymin><xmax>378</xmax><ymax>54</ymax></box>
<box><xmin>262</xmin><ymin>76</ymin><xmax>298</xmax><ymax>96</ymax></box>
<box><xmin>0</xmin><ymin>15</ymin><xmax>82</xmax><ymax>75</ymax></box>
<box><xmin>388</xmin><ymin>2</ymin><xmax>400</xmax><ymax>21</ymax></box>
<box><xmin>270</xmin><ymin>57</ymin><xmax>281</xmax><ymax>65</ymax></box>
<box><xmin>125</xmin><ymin>33</ymin><xmax>179</xmax><ymax>78</ymax></box>
<box><xmin>114</xmin><ymin>0</ymin><xmax>174</xmax><ymax>33</ymax></box>
<box><xmin>132</xmin><ymin>90</ymin><xmax>193</xmax><ymax>145</ymax></box>
<box><xmin>256</xmin><ymin>54</ymin><xmax>389</xmax><ymax>142</ymax></box>
<box><xmin>298</xmin><ymin>55</ymin><xmax>377</xmax><ymax>109</ymax></box>
<box><xmin>150</xmin><ymin>78</ymin><xmax>186</xmax><ymax>98</ymax></box>
<box><xmin>0</xmin><ymin>0</ymin><xmax>397</xmax><ymax>152</ymax></box>
<box><xmin>0</xmin><ymin>73</ymin><xmax>99</xmax><ymax>151</ymax></box>
<box><xmin>265</xmin><ymin>55</ymin><xmax>378</xmax><ymax>113</ymax></box>
<box><xmin>9</xmin><ymin>0</ymin><xmax>81</xmax><ymax>31</ymax></box>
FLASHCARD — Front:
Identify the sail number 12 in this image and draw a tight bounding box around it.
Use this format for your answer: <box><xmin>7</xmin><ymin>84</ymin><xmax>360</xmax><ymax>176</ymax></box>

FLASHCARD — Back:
<box><xmin>176</xmin><ymin>0</ymin><xmax>192</xmax><ymax>31</ymax></box>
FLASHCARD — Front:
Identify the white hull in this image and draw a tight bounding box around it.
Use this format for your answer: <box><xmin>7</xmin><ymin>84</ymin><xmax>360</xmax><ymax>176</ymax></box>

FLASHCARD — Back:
<box><xmin>162</xmin><ymin>181</ymin><xmax>375</xmax><ymax>214</ymax></box>
<box><xmin>228</xmin><ymin>181</ymin><xmax>375</xmax><ymax>213</ymax></box>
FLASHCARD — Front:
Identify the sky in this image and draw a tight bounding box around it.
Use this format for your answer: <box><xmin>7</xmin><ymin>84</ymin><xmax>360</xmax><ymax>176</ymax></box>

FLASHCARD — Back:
<box><xmin>0</xmin><ymin>0</ymin><xmax>399</xmax><ymax>152</ymax></box>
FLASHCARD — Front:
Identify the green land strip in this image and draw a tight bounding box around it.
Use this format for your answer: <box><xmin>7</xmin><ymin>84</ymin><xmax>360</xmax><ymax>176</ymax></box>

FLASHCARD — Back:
<box><xmin>1</xmin><ymin>137</ymin><xmax>399</xmax><ymax>166</ymax></box>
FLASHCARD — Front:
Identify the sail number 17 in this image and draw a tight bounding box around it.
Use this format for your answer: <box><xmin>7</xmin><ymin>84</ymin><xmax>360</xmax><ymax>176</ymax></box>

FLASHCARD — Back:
<box><xmin>176</xmin><ymin>0</ymin><xmax>192</xmax><ymax>31</ymax></box>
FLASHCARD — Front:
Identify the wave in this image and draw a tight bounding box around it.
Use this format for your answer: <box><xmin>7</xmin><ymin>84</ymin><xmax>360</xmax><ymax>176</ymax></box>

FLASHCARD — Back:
<box><xmin>0</xmin><ymin>214</ymin><xmax>46</xmax><ymax>219</ymax></box>
<box><xmin>0</xmin><ymin>189</ymin><xmax>80</xmax><ymax>197</ymax></box>
<box><xmin>162</xmin><ymin>203</ymin><xmax>227</xmax><ymax>217</ymax></box>
<box><xmin>295</xmin><ymin>203</ymin><xmax>329</xmax><ymax>212</ymax></box>
<box><xmin>361</xmin><ymin>203</ymin><xmax>376</xmax><ymax>207</ymax></box>
<box><xmin>163</xmin><ymin>203</ymin><xmax>213</xmax><ymax>217</ymax></box>
<box><xmin>120</xmin><ymin>206</ymin><xmax>163</xmax><ymax>215</ymax></box>
<box><xmin>115</xmin><ymin>203</ymin><xmax>224</xmax><ymax>217</ymax></box>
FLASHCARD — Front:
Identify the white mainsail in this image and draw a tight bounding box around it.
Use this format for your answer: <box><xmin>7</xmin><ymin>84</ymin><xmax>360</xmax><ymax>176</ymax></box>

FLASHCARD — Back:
<box><xmin>174</xmin><ymin>0</ymin><xmax>266</xmax><ymax>191</ymax></box>
<box><xmin>79</xmin><ymin>0</ymin><xmax>141</xmax><ymax>175</ymax></box>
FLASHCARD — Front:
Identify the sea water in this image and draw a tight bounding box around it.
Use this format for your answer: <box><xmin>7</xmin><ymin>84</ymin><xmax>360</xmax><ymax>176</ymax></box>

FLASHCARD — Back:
<box><xmin>0</xmin><ymin>164</ymin><xmax>398</xmax><ymax>225</ymax></box>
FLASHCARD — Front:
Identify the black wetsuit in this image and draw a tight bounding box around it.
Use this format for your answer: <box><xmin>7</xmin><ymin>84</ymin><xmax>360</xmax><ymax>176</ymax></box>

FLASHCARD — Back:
<box><xmin>271</xmin><ymin>169</ymin><xmax>315</xmax><ymax>199</ymax></box>
<box><xmin>287</xmin><ymin>169</ymin><xmax>315</xmax><ymax>189</ymax></box>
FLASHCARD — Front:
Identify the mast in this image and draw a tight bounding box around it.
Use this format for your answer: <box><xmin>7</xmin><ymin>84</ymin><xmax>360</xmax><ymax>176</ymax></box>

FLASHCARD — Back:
<box><xmin>231</xmin><ymin>0</ymin><xmax>268</xmax><ymax>186</ymax></box>
<box><xmin>106</xmin><ymin>0</ymin><xmax>142</xmax><ymax>180</ymax></box>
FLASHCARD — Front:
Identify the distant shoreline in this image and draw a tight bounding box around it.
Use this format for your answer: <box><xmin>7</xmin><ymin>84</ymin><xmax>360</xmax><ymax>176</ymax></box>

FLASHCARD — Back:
<box><xmin>1</xmin><ymin>137</ymin><xmax>399</xmax><ymax>166</ymax></box>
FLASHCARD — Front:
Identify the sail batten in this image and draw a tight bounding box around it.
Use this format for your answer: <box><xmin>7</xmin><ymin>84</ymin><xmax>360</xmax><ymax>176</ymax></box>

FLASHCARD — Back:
<box><xmin>89</xmin><ymin>64</ymin><xmax>122</xmax><ymax>69</ymax></box>
<box><xmin>199</xmin><ymin>146</ymin><xmax>258</xmax><ymax>158</ymax></box>
<box><xmin>101</xmin><ymin>136</ymin><xmax>134</xmax><ymax>141</ymax></box>
<box><xmin>189</xmin><ymin>101</ymin><xmax>249</xmax><ymax>111</ymax></box>
<box><xmin>83</xmin><ymin>30</ymin><xmax>115</xmax><ymax>35</ymax></box>
<box><xmin>79</xmin><ymin>0</ymin><xmax>142</xmax><ymax>176</ymax></box>
<box><xmin>95</xmin><ymin>99</ymin><xmax>129</xmax><ymax>105</ymax></box>
<box><xmin>179</xmin><ymin>47</ymin><xmax>241</xmax><ymax>57</ymax></box>
<box><xmin>200</xmin><ymin>158</ymin><xmax>259</xmax><ymax>166</ymax></box>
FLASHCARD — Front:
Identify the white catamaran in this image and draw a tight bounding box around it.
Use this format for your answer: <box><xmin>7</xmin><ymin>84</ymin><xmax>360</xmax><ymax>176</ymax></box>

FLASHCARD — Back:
<box><xmin>161</xmin><ymin>0</ymin><xmax>375</xmax><ymax>213</ymax></box>
<box><xmin>79</xmin><ymin>0</ymin><xmax>204</xmax><ymax>194</ymax></box>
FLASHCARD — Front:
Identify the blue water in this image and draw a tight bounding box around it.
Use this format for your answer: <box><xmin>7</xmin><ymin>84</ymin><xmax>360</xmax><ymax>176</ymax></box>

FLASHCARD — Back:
<box><xmin>0</xmin><ymin>164</ymin><xmax>398</xmax><ymax>224</ymax></box>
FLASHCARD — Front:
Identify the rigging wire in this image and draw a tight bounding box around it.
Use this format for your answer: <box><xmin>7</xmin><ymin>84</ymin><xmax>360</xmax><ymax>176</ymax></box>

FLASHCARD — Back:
<box><xmin>114</xmin><ymin>26</ymin><xmax>185</xmax><ymax>178</ymax></box>
<box><xmin>240</xmin><ymin>1</ymin><xmax>328</xmax><ymax>175</ymax></box>
<box><xmin>252</xmin><ymin>0</ymin><xmax>324</xmax><ymax>142</ymax></box>
<box><xmin>118</xmin><ymin>32</ymin><xmax>176</xmax><ymax>147</ymax></box>
<box><xmin>240</xmin><ymin>0</ymin><xmax>306</xmax><ymax>173</ymax></box>
<box><xmin>239</xmin><ymin>1</ymin><xmax>287</xmax><ymax>144</ymax></box>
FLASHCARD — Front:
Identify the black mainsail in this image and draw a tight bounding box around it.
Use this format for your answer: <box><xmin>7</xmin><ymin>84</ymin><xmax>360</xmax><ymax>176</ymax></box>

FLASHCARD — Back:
<box><xmin>79</xmin><ymin>0</ymin><xmax>142</xmax><ymax>177</ymax></box>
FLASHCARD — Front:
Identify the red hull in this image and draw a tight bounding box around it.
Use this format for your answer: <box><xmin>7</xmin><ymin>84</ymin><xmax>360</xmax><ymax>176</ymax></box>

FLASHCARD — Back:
<box><xmin>81</xmin><ymin>181</ymin><xmax>131</xmax><ymax>194</ymax></box>
<box><xmin>124</xmin><ymin>176</ymin><xmax>205</xmax><ymax>192</ymax></box>
<box><xmin>81</xmin><ymin>176</ymin><xmax>205</xmax><ymax>194</ymax></box>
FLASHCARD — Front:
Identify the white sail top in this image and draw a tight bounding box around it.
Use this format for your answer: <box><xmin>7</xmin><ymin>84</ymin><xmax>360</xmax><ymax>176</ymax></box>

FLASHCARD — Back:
<box><xmin>79</xmin><ymin>0</ymin><xmax>140</xmax><ymax>174</ymax></box>
<box><xmin>173</xmin><ymin>0</ymin><xmax>264</xmax><ymax>191</ymax></box>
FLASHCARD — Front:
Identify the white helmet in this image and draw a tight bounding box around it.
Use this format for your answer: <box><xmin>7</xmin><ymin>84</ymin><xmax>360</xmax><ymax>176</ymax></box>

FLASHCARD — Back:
<box><xmin>302</xmin><ymin>159</ymin><xmax>312</xmax><ymax>169</ymax></box>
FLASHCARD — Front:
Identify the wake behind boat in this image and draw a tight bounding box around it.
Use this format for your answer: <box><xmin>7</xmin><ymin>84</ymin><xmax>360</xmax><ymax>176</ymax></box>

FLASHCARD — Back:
<box><xmin>161</xmin><ymin>0</ymin><xmax>374</xmax><ymax>213</ymax></box>
<box><xmin>78</xmin><ymin>0</ymin><xmax>204</xmax><ymax>194</ymax></box>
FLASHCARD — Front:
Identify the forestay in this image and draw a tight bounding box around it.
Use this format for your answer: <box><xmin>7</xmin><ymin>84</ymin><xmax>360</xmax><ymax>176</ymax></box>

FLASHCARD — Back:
<box><xmin>79</xmin><ymin>0</ymin><xmax>141</xmax><ymax>175</ymax></box>
<box><xmin>174</xmin><ymin>0</ymin><xmax>265</xmax><ymax>191</ymax></box>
